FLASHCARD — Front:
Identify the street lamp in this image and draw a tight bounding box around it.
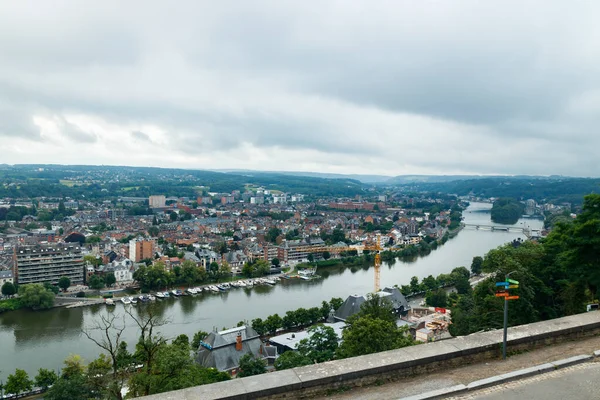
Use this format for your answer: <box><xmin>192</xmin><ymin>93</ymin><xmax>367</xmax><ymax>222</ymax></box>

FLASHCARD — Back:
<box><xmin>503</xmin><ymin>270</ymin><xmax>518</xmax><ymax>360</ymax></box>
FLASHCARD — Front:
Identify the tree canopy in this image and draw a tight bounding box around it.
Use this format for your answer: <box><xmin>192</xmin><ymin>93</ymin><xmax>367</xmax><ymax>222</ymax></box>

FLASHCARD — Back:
<box><xmin>18</xmin><ymin>283</ymin><xmax>55</xmax><ymax>310</ymax></box>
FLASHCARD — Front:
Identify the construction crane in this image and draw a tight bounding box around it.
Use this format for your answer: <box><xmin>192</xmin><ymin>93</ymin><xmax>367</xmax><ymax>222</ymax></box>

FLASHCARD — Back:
<box><xmin>362</xmin><ymin>233</ymin><xmax>383</xmax><ymax>293</ymax></box>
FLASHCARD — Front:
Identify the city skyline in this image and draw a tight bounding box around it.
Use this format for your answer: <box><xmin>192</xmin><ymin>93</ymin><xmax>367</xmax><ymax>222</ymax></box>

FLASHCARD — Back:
<box><xmin>1</xmin><ymin>1</ymin><xmax>599</xmax><ymax>177</ymax></box>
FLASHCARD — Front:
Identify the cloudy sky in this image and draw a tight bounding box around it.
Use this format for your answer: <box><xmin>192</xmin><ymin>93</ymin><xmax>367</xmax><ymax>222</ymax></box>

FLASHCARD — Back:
<box><xmin>1</xmin><ymin>1</ymin><xmax>599</xmax><ymax>177</ymax></box>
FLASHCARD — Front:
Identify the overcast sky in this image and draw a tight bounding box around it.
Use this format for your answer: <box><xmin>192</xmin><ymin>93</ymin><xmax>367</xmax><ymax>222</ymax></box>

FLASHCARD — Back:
<box><xmin>1</xmin><ymin>1</ymin><xmax>599</xmax><ymax>177</ymax></box>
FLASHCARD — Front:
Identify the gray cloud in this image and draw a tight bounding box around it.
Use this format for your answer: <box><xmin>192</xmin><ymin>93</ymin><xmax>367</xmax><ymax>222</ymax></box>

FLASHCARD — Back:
<box><xmin>56</xmin><ymin>117</ymin><xmax>97</xmax><ymax>143</ymax></box>
<box><xmin>0</xmin><ymin>1</ymin><xmax>599</xmax><ymax>176</ymax></box>
<box><xmin>131</xmin><ymin>131</ymin><xmax>152</xmax><ymax>142</ymax></box>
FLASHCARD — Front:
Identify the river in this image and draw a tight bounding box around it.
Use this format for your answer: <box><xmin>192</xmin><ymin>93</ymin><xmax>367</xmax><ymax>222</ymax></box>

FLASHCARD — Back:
<box><xmin>0</xmin><ymin>202</ymin><xmax>543</xmax><ymax>381</ymax></box>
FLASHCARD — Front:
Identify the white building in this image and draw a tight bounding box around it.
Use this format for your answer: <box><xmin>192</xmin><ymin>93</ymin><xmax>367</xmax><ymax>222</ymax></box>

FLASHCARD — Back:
<box><xmin>106</xmin><ymin>259</ymin><xmax>134</xmax><ymax>284</ymax></box>
<box><xmin>273</xmin><ymin>194</ymin><xmax>287</xmax><ymax>204</ymax></box>
<box><xmin>149</xmin><ymin>195</ymin><xmax>166</xmax><ymax>208</ymax></box>
<box><xmin>0</xmin><ymin>270</ymin><xmax>14</xmax><ymax>286</ymax></box>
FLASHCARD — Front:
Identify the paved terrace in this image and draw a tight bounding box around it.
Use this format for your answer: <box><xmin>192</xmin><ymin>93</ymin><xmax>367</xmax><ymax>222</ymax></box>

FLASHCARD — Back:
<box><xmin>136</xmin><ymin>312</ymin><xmax>600</xmax><ymax>400</ymax></box>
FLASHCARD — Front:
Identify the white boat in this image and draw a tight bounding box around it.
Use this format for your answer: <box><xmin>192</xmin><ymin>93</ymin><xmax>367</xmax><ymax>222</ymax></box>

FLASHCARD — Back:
<box><xmin>264</xmin><ymin>278</ymin><xmax>276</xmax><ymax>285</ymax></box>
<box><xmin>186</xmin><ymin>288</ymin><xmax>197</xmax><ymax>295</ymax></box>
<box><xmin>209</xmin><ymin>285</ymin><xmax>219</xmax><ymax>293</ymax></box>
<box><xmin>105</xmin><ymin>298</ymin><xmax>115</xmax><ymax>306</ymax></box>
<box><xmin>155</xmin><ymin>292</ymin><xmax>165</xmax><ymax>299</ymax></box>
<box><xmin>172</xmin><ymin>289</ymin><xmax>183</xmax><ymax>297</ymax></box>
<box><xmin>120</xmin><ymin>297</ymin><xmax>131</xmax><ymax>305</ymax></box>
<box><xmin>194</xmin><ymin>287</ymin><xmax>203</xmax><ymax>293</ymax></box>
<box><xmin>130</xmin><ymin>296</ymin><xmax>138</xmax><ymax>304</ymax></box>
<box><xmin>245</xmin><ymin>280</ymin><xmax>254</xmax><ymax>287</ymax></box>
<box><xmin>298</xmin><ymin>268</ymin><xmax>317</xmax><ymax>278</ymax></box>
<box><xmin>237</xmin><ymin>281</ymin><xmax>247</xmax><ymax>287</ymax></box>
<box><xmin>221</xmin><ymin>283</ymin><xmax>231</xmax><ymax>290</ymax></box>
<box><xmin>230</xmin><ymin>281</ymin><xmax>239</xmax><ymax>288</ymax></box>
<box><xmin>148</xmin><ymin>294</ymin><xmax>156</xmax><ymax>301</ymax></box>
<box><xmin>163</xmin><ymin>291</ymin><xmax>170</xmax><ymax>298</ymax></box>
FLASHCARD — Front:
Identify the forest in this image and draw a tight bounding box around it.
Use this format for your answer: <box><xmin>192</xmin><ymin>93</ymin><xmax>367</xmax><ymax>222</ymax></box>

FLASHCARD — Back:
<box><xmin>490</xmin><ymin>198</ymin><xmax>525</xmax><ymax>224</ymax></box>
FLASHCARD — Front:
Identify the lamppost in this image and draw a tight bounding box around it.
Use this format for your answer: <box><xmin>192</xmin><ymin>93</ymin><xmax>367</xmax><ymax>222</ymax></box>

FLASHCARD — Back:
<box><xmin>503</xmin><ymin>270</ymin><xmax>518</xmax><ymax>360</ymax></box>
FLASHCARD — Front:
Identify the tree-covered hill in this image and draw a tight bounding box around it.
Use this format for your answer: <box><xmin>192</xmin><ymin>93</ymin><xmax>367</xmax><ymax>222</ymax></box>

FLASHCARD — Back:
<box><xmin>0</xmin><ymin>165</ymin><xmax>364</xmax><ymax>199</ymax></box>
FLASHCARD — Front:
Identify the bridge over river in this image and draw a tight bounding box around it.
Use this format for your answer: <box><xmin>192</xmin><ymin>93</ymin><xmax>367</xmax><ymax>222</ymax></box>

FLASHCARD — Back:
<box><xmin>462</xmin><ymin>223</ymin><xmax>541</xmax><ymax>238</ymax></box>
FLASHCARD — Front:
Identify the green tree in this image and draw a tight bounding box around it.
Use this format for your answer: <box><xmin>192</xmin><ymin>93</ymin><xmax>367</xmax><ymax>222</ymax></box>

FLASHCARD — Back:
<box><xmin>264</xmin><ymin>313</ymin><xmax>283</xmax><ymax>335</ymax></box>
<box><xmin>266</xmin><ymin>227</ymin><xmax>281</xmax><ymax>244</ymax></box>
<box><xmin>251</xmin><ymin>318</ymin><xmax>267</xmax><ymax>336</ymax></box>
<box><xmin>43</xmin><ymin>281</ymin><xmax>60</xmax><ymax>294</ymax></box>
<box><xmin>410</xmin><ymin>276</ymin><xmax>421</xmax><ymax>294</ymax></box>
<box><xmin>169</xmin><ymin>211</ymin><xmax>178</xmax><ymax>221</ymax></box>
<box><xmin>86</xmin><ymin>235</ymin><xmax>102</xmax><ymax>244</ymax></box>
<box><xmin>148</xmin><ymin>226</ymin><xmax>160</xmax><ymax>237</ymax></box>
<box><xmin>422</xmin><ymin>275</ymin><xmax>438</xmax><ymax>291</ymax></box>
<box><xmin>5</xmin><ymin>368</ymin><xmax>33</xmax><ymax>396</ymax></box>
<box><xmin>320</xmin><ymin>300</ymin><xmax>332</xmax><ymax>320</ymax></box>
<box><xmin>1</xmin><ymin>281</ymin><xmax>16</xmax><ymax>296</ymax></box>
<box><xmin>88</xmin><ymin>274</ymin><xmax>105</xmax><ymax>290</ymax></box>
<box><xmin>471</xmin><ymin>256</ymin><xmax>484</xmax><ymax>275</ymax></box>
<box><xmin>426</xmin><ymin>289</ymin><xmax>448</xmax><ymax>307</ymax></box>
<box><xmin>356</xmin><ymin>293</ymin><xmax>397</xmax><ymax>324</ymax></box>
<box><xmin>35</xmin><ymin>368</ymin><xmax>58</xmax><ymax>390</ymax></box>
<box><xmin>329</xmin><ymin>297</ymin><xmax>343</xmax><ymax>312</ymax></box>
<box><xmin>272</xmin><ymin>257</ymin><xmax>280</xmax><ymax>267</ymax></box>
<box><xmin>19</xmin><ymin>283</ymin><xmax>55</xmax><ymax>310</ymax></box>
<box><xmin>322</xmin><ymin>251</ymin><xmax>331</xmax><ymax>260</ymax></box>
<box><xmin>336</xmin><ymin>315</ymin><xmax>413</xmax><ymax>359</ymax></box>
<box><xmin>296</xmin><ymin>324</ymin><xmax>339</xmax><ymax>363</ymax></box>
<box><xmin>45</xmin><ymin>374</ymin><xmax>91</xmax><ymax>400</ymax></box>
<box><xmin>83</xmin><ymin>255</ymin><xmax>101</xmax><ymax>267</ymax></box>
<box><xmin>181</xmin><ymin>260</ymin><xmax>200</xmax><ymax>287</ymax></box>
<box><xmin>454</xmin><ymin>276</ymin><xmax>472</xmax><ymax>295</ymax></box>
<box><xmin>105</xmin><ymin>272</ymin><xmax>116</xmax><ymax>287</ymax></box>
<box><xmin>58</xmin><ymin>276</ymin><xmax>71</xmax><ymax>292</ymax></box>
<box><xmin>191</xmin><ymin>330</ymin><xmax>209</xmax><ymax>349</ymax></box>
<box><xmin>173</xmin><ymin>334</ymin><xmax>190</xmax><ymax>349</ymax></box>
<box><xmin>61</xmin><ymin>354</ymin><xmax>86</xmax><ymax>379</ymax></box>
<box><xmin>237</xmin><ymin>353</ymin><xmax>266</xmax><ymax>377</ymax></box>
<box><xmin>274</xmin><ymin>350</ymin><xmax>312</xmax><ymax>370</ymax></box>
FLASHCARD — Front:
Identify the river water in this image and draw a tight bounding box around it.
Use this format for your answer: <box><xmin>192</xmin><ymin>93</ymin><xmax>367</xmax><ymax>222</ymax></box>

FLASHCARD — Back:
<box><xmin>0</xmin><ymin>202</ymin><xmax>543</xmax><ymax>381</ymax></box>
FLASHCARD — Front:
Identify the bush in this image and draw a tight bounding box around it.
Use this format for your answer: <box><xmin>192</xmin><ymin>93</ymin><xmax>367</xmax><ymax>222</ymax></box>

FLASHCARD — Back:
<box><xmin>0</xmin><ymin>298</ymin><xmax>23</xmax><ymax>313</ymax></box>
<box><xmin>76</xmin><ymin>291</ymin><xmax>86</xmax><ymax>298</ymax></box>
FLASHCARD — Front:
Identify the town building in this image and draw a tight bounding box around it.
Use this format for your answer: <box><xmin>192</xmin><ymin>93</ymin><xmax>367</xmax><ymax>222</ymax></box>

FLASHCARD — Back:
<box><xmin>128</xmin><ymin>238</ymin><xmax>156</xmax><ymax>263</ymax></box>
<box><xmin>0</xmin><ymin>270</ymin><xmax>13</xmax><ymax>286</ymax></box>
<box><xmin>272</xmin><ymin>194</ymin><xmax>287</xmax><ymax>204</ymax></box>
<box><xmin>13</xmin><ymin>243</ymin><xmax>84</xmax><ymax>285</ymax></box>
<box><xmin>277</xmin><ymin>238</ymin><xmax>326</xmax><ymax>264</ymax></box>
<box><xmin>269</xmin><ymin>321</ymin><xmax>345</xmax><ymax>354</ymax></box>
<box><xmin>195</xmin><ymin>326</ymin><xmax>276</xmax><ymax>373</ymax></box>
<box><xmin>149</xmin><ymin>195</ymin><xmax>166</xmax><ymax>208</ymax></box>
<box><xmin>334</xmin><ymin>287</ymin><xmax>410</xmax><ymax>322</ymax></box>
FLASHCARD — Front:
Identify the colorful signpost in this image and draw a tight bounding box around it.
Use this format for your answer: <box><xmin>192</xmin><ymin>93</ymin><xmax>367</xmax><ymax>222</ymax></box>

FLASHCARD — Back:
<box><xmin>497</xmin><ymin>276</ymin><xmax>520</xmax><ymax>360</ymax></box>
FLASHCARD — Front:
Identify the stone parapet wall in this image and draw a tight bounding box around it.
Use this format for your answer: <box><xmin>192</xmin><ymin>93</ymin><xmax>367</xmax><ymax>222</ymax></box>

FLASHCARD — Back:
<box><xmin>136</xmin><ymin>312</ymin><xmax>600</xmax><ymax>400</ymax></box>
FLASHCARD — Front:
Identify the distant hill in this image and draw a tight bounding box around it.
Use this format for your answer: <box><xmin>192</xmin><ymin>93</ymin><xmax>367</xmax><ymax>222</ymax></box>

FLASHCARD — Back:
<box><xmin>213</xmin><ymin>169</ymin><xmax>392</xmax><ymax>183</ymax></box>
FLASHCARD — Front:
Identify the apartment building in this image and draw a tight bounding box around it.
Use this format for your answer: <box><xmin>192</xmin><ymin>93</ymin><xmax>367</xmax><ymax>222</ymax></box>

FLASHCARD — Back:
<box><xmin>129</xmin><ymin>238</ymin><xmax>156</xmax><ymax>263</ymax></box>
<box><xmin>13</xmin><ymin>244</ymin><xmax>84</xmax><ymax>285</ymax></box>
<box><xmin>149</xmin><ymin>195</ymin><xmax>166</xmax><ymax>208</ymax></box>
<box><xmin>277</xmin><ymin>238</ymin><xmax>326</xmax><ymax>264</ymax></box>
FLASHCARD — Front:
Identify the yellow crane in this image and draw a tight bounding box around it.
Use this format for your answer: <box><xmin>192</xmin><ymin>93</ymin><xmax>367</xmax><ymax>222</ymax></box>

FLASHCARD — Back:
<box><xmin>362</xmin><ymin>233</ymin><xmax>383</xmax><ymax>293</ymax></box>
